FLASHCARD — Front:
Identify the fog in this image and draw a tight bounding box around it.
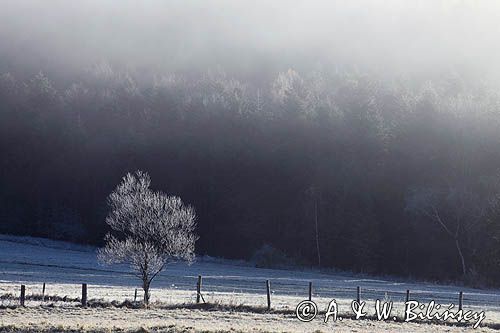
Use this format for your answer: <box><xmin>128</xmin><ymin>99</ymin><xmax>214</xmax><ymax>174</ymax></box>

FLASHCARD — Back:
<box><xmin>3</xmin><ymin>1</ymin><xmax>500</xmax><ymax>284</ymax></box>
<box><xmin>1</xmin><ymin>0</ymin><xmax>500</xmax><ymax>80</ymax></box>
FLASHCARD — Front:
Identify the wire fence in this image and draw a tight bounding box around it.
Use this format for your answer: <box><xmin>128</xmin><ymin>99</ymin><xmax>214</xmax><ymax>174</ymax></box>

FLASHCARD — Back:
<box><xmin>4</xmin><ymin>274</ymin><xmax>500</xmax><ymax>312</ymax></box>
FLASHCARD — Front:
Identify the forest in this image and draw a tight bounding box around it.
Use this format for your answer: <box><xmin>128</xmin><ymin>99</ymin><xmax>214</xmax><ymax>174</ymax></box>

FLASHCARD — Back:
<box><xmin>1</xmin><ymin>64</ymin><xmax>500</xmax><ymax>285</ymax></box>
<box><xmin>1</xmin><ymin>0</ymin><xmax>500</xmax><ymax>286</ymax></box>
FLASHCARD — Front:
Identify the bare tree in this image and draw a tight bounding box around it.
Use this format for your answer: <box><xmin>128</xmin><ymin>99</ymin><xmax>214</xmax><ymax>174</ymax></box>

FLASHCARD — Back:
<box><xmin>405</xmin><ymin>186</ymin><xmax>486</xmax><ymax>277</ymax></box>
<box><xmin>98</xmin><ymin>171</ymin><xmax>197</xmax><ymax>305</ymax></box>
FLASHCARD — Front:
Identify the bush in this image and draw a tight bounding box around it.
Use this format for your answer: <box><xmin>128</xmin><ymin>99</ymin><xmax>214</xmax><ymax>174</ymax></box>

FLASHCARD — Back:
<box><xmin>251</xmin><ymin>244</ymin><xmax>292</xmax><ymax>269</ymax></box>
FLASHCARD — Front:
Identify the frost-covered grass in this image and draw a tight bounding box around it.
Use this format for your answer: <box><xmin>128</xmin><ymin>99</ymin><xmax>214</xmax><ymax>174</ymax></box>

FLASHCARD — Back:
<box><xmin>1</xmin><ymin>234</ymin><xmax>500</xmax><ymax>331</ymax></box>
<box><xmin>1</xmin><ymin>306</ymin><xmax>499</xmax><ymax>333</ymax></box>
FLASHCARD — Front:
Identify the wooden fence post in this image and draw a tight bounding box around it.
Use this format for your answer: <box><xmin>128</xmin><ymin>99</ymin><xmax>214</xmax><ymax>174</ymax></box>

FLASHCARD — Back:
<box><xmin>134</xmin><ymin>288</ymin><xmax>137</xmax><ymax>302</ymax></box>
<box><xmin>42</xmin><ymin>283</ymin><xmax>46</xmax><ymax>302</ymax></box>
<box><xmin>459</xmin><ymin>291</ymin><xmax>463</xmax><ymax>311</ymax></box>
<box><xmin>308</xmin><ymin>282</ymin><xmax>313</xmax><ymax>301</ymax></box>
<box><xmin>20</xmin><ymin>285</ymin><xmax>25</xmax><ymax>307</ymax></box>
<box><xmin>266</xmin><ymin>280</ymin><xmax>271</xmax><ymax>310</ymax></box>
<box><xmin>196</xmin><ymin>275</ymin><xmax>202</xmax><ymax>304</ymax></box>
<box><xmin>81</xmin><ymin>283</ymin><xmax>87</xmax><ymax>307</ymax></box>
<box><xmin>404</xmin><ymin>289</ymin><xmax>410</xmax><ymax>320</ymax></box>
<box><xmin>356</xmin><ymin>286</ymin><xmax>360</xmax><ymax>303</ymax></box>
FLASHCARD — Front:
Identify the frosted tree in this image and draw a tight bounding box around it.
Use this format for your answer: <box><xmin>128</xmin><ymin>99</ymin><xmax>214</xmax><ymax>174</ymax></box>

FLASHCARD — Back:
<box><xmin>271</xmin><ymin>69</ymin><xmax>305</xmax><ymax>109</ymax></box>
<box><xmin>98</xmin><ymin>171</ymin><xmax>197</xmax><ymax>305</ymax></box>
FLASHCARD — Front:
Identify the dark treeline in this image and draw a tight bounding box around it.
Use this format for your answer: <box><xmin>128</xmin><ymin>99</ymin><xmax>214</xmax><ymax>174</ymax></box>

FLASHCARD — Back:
<box><xmin>1</xmin><ymin>64</ymin><xmax>500</xmax><ymax>285</ymax></box>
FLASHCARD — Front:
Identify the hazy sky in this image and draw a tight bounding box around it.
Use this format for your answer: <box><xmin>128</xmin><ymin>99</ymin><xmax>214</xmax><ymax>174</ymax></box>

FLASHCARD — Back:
<box><xmin>1</xmin><ymin>0</ymin><xmax>499</xmax><ymax>79</ymax></box>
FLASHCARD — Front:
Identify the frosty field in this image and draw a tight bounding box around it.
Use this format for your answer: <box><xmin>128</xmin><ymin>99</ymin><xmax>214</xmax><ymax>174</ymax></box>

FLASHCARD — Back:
<box><xmin>1</xmin><ymin>234</ymin><xmax>500</xmax><ymax>332</ymax></box>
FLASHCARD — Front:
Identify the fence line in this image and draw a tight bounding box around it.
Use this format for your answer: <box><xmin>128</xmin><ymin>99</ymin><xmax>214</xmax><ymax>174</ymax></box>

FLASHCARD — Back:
<box><xmin>9</xmin><ymin>277</ymin><xmax>477</xmax><ymax>313</ymax></box>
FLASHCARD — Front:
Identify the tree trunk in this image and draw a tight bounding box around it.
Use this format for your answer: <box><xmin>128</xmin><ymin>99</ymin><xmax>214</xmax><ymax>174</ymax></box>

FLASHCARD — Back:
<box><xmin>143</xmin><ymin>280</ymin><xmax>150</xmax><ymax>305</ymax></box>
<box><xmin>455</xmin><ymin>238</ymin><xmax>466</xmax><ymax>277</ymax></box>
<box><xmin>314</xmin><ymin>198</ymin><xmax>321</xmax><ymax>267</ymax></box>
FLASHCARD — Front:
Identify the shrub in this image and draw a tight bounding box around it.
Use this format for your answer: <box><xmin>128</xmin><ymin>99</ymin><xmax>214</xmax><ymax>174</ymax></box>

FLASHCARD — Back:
<box><xmin>251</xmin><ymin>244</ymin><xmax>292</xmax><ymax>268</ymax></box>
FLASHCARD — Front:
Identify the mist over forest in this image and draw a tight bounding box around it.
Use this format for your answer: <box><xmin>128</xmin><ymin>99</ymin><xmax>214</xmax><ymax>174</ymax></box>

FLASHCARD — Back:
<box><xmin>2</xmin><ymin>0</ymin><xmax>500</xmax><ymax>285</ymax></box>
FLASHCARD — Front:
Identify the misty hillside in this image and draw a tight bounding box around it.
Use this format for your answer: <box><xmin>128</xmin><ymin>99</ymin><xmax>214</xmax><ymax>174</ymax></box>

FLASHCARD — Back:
<box><xmin>1</xmin><ymin>0</ymin><xmax>500</xmax><ymax>286</ymax></box>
